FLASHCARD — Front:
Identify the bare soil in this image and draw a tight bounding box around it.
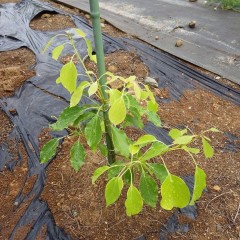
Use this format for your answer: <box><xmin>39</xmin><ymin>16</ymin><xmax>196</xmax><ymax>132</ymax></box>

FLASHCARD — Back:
<box><xmin>0</xmin><ymin>0</ymin><xmax>239</xmax><ymax>239</ymax></box>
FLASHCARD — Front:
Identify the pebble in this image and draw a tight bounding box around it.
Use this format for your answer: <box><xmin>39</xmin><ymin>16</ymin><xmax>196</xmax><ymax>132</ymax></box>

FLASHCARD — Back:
<box><xmin>71</xmin><ymin>210</ymin><xmax>79</xmax><ymax>217</ymax></box>
<box><xmin>41</xmin><ymin>13</ymin><xmax>51</xmax><ymax>19</ymax></box>
<box><xmin>101</xmin><ymin>23</ymin><xmax>105</xmax><ymax>28</ymax></box>
<box><xmin>107</xmin><ymin>65</ymin><xmax>118</xmax><ymax>73</ymax></box>
<box><xmin>213</xmin><ymin>185</ymin><xmax>221</xmax><ymax>191</ymax></box>
<box><xmin>216</xmin><ymin>224</ymin><xmax>223</xmax><ymax>232</ymax></box>
<box><xmin>85</xmin><ymin>13</ymin><xmax>91</xmax><ymax>19</ymax></box>
<box><xmin>188</xmin><ymin>21</ymin><xmax>196</xmax><ymax>28</ymax></box>
<box><xmin>155</xmin><ymin>35</ymin><xmax>159</xmax><ymax>40</ymax></box>
<box><xmin>215</xmin><ymin>76</ymin><xmax>221</xmax><ymax>80</ymax></box>
<box><xmin>175</xmin><ymin>39</ymin><xmax>183</xmax><ymax>47</ymax></box>
<box><xmin>144</xmin><ymin>77</ymin><xmax>158</xmax><ymax>88</ymax></box>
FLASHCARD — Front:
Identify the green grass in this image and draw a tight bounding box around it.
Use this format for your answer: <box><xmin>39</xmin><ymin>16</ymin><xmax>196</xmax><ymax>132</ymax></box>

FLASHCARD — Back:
<box><xmin>207</xmin><ymin>0</ymin><xmax>240</xmax><ymax>11</ymax></box>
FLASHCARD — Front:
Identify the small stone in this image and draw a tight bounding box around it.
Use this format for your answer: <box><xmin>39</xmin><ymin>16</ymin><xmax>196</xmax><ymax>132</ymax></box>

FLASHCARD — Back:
<box><xmin>215</xmin><ymin>76</ymin><xmax>221</xmax><ymax>80</ymax></box>
<box><xmin>144</xmin><ymin>77</ymin><xmax>158</xmax><ymax>88</ymax></box>
<box><xmin>71</xmin><ymin>210</ymin><xmax>79</xmax><ymax>217</ymax></box>
<box><xmin>213</xmin><ymin>185</ymin><xmax>221</xmax><ymax>191</ymax></box>
<box><xmin>14</xmin><ymin>201</ymin><xmax>19</xmax><ymax>206</ymax></box>
<box><xmin>107</xmin><ymin>65</ymin><xmax>118</xmax><ymax>73</ymax></box>
<box><xmin>188</xmin><ymin>21</ymin><xmax>196</xmax><ymax>29</ymax></box>
<box><xmin>101</xmin><ymin>23</ymin><xmax>105</xmax><ymax>28</ymax></box>
<box><xmin>85</xmin><ymin>13</ymin><xmax>91</xmax><ymax>19</ymax></box>
<box><xmin>41</xmin><ymin>13</ymin><xmax>51</xmax><ymax>19</ymax></box>
<box><xmin>100</xmin><ymin>18</ymin><xmax>105</xmax><ymax>23</ymax></box>
<box><xmin>216</xmin><ymin>224</ymin><xmax>223</xmax><ymax>232</ymax></box>
<box><xmin>155</xmin><ymin>35</ymin><xmax>159</xmax><ymax>40</ymax></box>
<box><xmin>175</xmin><ymin>39</ymin><xmax>183</xmax><ymax>47</ymax></box>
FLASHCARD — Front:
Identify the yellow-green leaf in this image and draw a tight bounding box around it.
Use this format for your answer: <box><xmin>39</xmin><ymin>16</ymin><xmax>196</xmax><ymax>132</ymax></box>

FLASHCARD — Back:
<box><xmin>134</xmin><ymin>134</ymin><xmax>157</xmax><ymax>146</ymax></box>
<box><xmin>161</xmin><ymin>174</ymin><xmax>190</xmax><ymax>210</ymax></box>
<box><xmin>58</xmin><ymin>62</ymin><xmax>77</xmax><ymax>94</ymax></box>
<box><xmin>109</xmin><ymin>97</ymin><xmax>126</xmax><ymax>125</ymax></box>
<box><xmin>70</xmin><ymin>81</ymin><xmax>89</xmax><ymax>107</ymax></box>
<box><xmin>190</xmin><ymin>166</ymin><xmax>206</xmax><ymax>205</ymax></box>
<box><xmin>52</xmin><ymin>44</ymin><xmax>64</xmax><ymax>60</ymax></box>
<box><xmin>105</xmin><ymin>177</ymin><xmax>123</xmax><ymax>206</ymax></box>
<box><xmin>173</xmin><ymin>135</ymin><xmax>194</xmax><ymax>145</ymax></box>
<box><xmin>125</xmin><ymin>185</ymin><xmax>143</xmax><ymax>216</ymax></box>
<box><xmin>92</xmin><ymin>166</ymin><xmax>110</xmax><ymax>184</ymax></box>
<box><xmin>202</xmin><ymin>137</ymin><xmax>214</xmax><ymax>158</ymax></box>
<box><xmin>88</xmin><ymin>81</ymin><xmax>98</xmax><ymax>96</ymax></box>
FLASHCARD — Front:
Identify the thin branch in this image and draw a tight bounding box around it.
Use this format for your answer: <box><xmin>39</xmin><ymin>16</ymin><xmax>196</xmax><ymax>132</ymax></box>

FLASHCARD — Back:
<box><xmin>205</xmin><ymin>190</ymin><xmax>233</xmax><ymax>210</ymax></box>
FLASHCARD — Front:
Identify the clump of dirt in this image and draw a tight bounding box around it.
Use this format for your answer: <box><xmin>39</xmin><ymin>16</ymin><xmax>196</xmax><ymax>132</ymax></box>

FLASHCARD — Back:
<box><xmin>30</xmin><ymin>11</ymin><xmax>76</xmax><ymax>31</ymax></box>
<box><xmin>0</xmin><ymin>48</ymin><xmax>36</xmax><ymax>98</ymax></box>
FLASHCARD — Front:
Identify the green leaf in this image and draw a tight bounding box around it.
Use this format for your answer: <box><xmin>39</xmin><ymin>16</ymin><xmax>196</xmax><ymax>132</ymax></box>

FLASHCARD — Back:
<box><xmin>88</xmin><ymin>81</ymin><xmax>98</xmax><ymax>96</ymax></box>
<box><xmin>145</xmin><ymin>85</ymin><xmax>156</xmax><ymax>103</ymax></box>
<box><xmin>51</xmin><ymin>106</ymin><xmax>83</xmax><ymax>131</ymax></box>
<box><xmin>182</xmin><ymin>146</ymin><xmax>200</xmax><ymax>154</ymax></box>
<box><xmin>74</xmin><ymin>111</ymin><xmax>95</xmax><ymax>126</ymax></box>
<box><xmin>109</xmin><ymin>97</ymin><xmax>126</xmax><ymax>125</ymax></box>
<box><xmin>85</xmin><ymin>38</ymin><xmax>97</xmax><ymax>63</ymax></box>
<box><xmin>84</xmin><ymin>115</ymin><xmax>102</xmax><ymax>150</ymax></box>
<box><xmin>147</xmin><ymin>101</ymin><xmax>158</xmax><ymax>113</ymax></box>
<box><xmin>98</xmin><ymin>143</ymin><xmax>108</xmax><ymax>157</ymax></box>
<box><xmin>42</xmin><ymin>35</ymin><xmax>56</xmax><ymax>53</ymax></box>
<box><xmin>146</xmin><ymin>110</ymin><xmax>161</xmax><ymax>127</ymax></box>
<box><xmin>105</xmin><ymin>177</ymin><xmax>123</xmax><ymax>206</ymax></box>
<box><xmin>202</xmin><ymin>137</ymin><xmax>214</xmax><ymax>158</ymax></box>
<box><xmin>123</xmin><ymin>169</ymin><xmax>132</xmax><ymax>185</ymax></box>
<box><xmin>107</xmin><ymin>163</ymin><xmax>125</xmax><ymax>179</ymax></box>
<box><xmin>125</xmin><ymin>185</ymin><xmax>143</xmax><ymax>216</ymax></box>
<box><xmin>133</xmin><ymin>82</ymin><xmax>141</xmax><ymax>100</ymax></box>
<box><xmin>148</xmin><ymin>163</ymin><xmax>168</xmax><ymax>183</ymax></box>
<box><xmin>169</xmin><ymin>128</ymin><xmax>182</xmax><ymax>140</ymax></box>
<box><xmin>134</xmin><ymin>134</ymin><xmax>157</xmax><ymax>146</ymax></box>
<box><xmin>70</xmin><ymin>81</ymin><xmax>90</xmax><ymax>107</ymax></box>
<box><xmin>190</xmin><ymin>166</ymin><xmax>206</xmax><ymax>205</ymax></box>
<box><xmin>70</xmin><ymin>140</ymin><xmax>85</xmax><ymax>172</ymax></box>
<box><xmin>141</xmin><ymin>142</ymin><xmax>168</xmax><ymax>161</ymax></box>
<box><xmin>52</xmin><ymin>44</ymin><xmax>64</xmax><ymax>60</ymax></box>
<box><xmin>209</xmin><ymin>127</ymin><xmax>221</xmax><ymax>133</ymax></box>
<box><xmin>160</xmin><ymin>174</ymin><xmax>190</xmax><ymax>210</ymax></box>
<box><xmin>140</xmin><ymin>173</ymin><xmax>158</xmax><ymax>207</ymax></box>
<box><xmin>40</xmin><ymin>138</ymin><xmax>59</xmax><ymax>163</ymax></box>
<box><xmin>74</xmin><ymin>28</ymin><xmax>86</xmax><ymax>38</ymax></box>
<box><xmin>111</xmin><ymin>126</ymin><xmax>130</xmax><ymax>158</ymax></box>
<box><xmin>58</xmin><ymin>62</ymin><xmax>77</xmax><ymax>94</ymax></box>
<box><xmin>129</xmin><ymin>144</ymin><xmax>140</xmax><ymax>155</ymax></box>
<box><xmin>123</xmin><ymin>106</ymin><xmax>144</xmax><ymax>129</ymax></box>
<box><xmin>109</xmin><ymin>89</ymin><xmax>122</xmax><ymax>106</ymax></box>
<box><xmin>173</xmin><ymin>135</ymin><xmax>194</xmax><ymax>145</ymax></box>
<box><xmin>125</xmin><ymin>95</ymin><xmax>145</xmax><ymax>115</ymax></box>
<box><xmin>124</xmin><ymin>114</ymin><xmax>144</xmax><ymax>129</ymax></box>
<box><xmin>92</xmin><ymin>166</ymin><xmax>110</xmax><ymax>184</ymax></box>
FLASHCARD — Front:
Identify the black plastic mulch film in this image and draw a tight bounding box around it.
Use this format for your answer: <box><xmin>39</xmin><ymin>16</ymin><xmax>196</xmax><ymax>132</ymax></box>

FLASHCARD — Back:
<box><xmin>0</xmin><ymin>0</ymin><xmax>239</xmax><ymax>239</ymax></box>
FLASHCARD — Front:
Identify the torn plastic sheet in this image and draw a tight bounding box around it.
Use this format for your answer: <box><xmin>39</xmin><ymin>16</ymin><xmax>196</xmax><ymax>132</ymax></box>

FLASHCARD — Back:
<box><xmin>0</xmin><ymin>0</ymin><xmax>239</xmax><ymax>239</ymax></box>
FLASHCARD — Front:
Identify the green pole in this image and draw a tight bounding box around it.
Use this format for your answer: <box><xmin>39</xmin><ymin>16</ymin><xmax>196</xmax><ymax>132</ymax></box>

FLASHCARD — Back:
<box><xmin>89</xmin><ymin>0</ymin><xmax>115</xmax><ymax>164</ymax></box>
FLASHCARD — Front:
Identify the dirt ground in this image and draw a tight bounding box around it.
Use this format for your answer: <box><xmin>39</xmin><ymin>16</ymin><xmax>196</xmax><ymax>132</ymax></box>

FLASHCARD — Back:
<box><xmin>0</xmin><ymin>0</ymin><xmax>239</xmax><ymax>239</ymax></box>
